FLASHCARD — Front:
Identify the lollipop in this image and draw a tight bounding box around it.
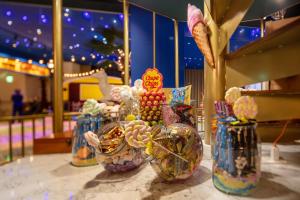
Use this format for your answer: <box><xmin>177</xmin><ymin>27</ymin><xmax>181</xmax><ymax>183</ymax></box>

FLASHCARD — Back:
<box><xmin>120</xmin><ymin>85</ymin><xmax>133</xmax><ymax>102</ymax></box>
<box><xmin>233</xmin><ymin>96</ymin><xmax>258</xmax><ymax>120</ymax></box>
<box><xmin>84</xmin><ymin>131</ymin><xmax>100</xmax><ymax>147</ymax></box>
<box><xmin>225</xmin><ymin>87</ymin><xmax>242</xmax><ymax>105</ymax></box>
<box><xmin>110</xmin><ymin>87</ymin><xmax>122</xmax><ymax>102</ymax></box>
<box><xmin>124</xmin><ymin>120</ymin><xmax>152</xmax><ymax>148</ymax></box>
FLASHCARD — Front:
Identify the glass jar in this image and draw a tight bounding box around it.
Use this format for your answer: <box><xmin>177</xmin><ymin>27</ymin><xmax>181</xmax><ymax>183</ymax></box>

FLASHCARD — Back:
<box><xmin>150</xmin><ymin>123</ymin><xmax>203</xmax><ymax>181</ymax></box>
<box><xmin>95</xmin><ymin>122</ymin><xmax>144</xmax><ymax>173</ymax></box>
<box><xmin>212</xmin><ymin>118</ymin><xmax>261</xmax><ymax>195</ymax></box>
<box><xmin>72</xmin><ymin>115</ymin><xmax>102</xmax><ymax>167</ymax></box>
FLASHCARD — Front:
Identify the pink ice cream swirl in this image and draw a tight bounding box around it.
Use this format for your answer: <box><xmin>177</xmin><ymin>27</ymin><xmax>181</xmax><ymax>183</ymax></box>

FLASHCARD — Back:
<box><xmin>187</xmin><ymin>4</ymin><xmax>205</xmax><ymax>34</ymax></box>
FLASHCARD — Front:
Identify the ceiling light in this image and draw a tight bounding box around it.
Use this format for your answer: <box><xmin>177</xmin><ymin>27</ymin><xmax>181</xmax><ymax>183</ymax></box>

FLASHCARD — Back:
<box><xmin>37</xmin><ymin>29</ymin><xmax>42</xmax><ymax>35</ymax></box>
<box><xmin>6</xmin><ymin>10</ymin><xmax>12</xmax><ymax>17</ymax></box>
<box><xmin>48</xmin><ymin>63</ymin><xmax>54</xmax><ymax>69</ymax></box>
<box><xmin>22</xmin><ymin>16</ymin><xmax>28</xmax><ymax>21</ymax></box>
<box><xmin>81</xmin><ymin>56</ymin><xmax>86</xmax><ymax>61</ymax></box>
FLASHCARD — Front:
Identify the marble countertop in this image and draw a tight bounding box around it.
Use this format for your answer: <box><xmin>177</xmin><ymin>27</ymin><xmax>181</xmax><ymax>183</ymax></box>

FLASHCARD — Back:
<box><xmin>0</xmin><ymin>143</ymin><xmax>300</xmax><ymax>200</ymax></box>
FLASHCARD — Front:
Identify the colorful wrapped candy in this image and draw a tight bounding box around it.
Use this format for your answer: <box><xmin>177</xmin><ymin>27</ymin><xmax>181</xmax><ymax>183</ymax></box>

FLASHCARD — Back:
<box><xmin>162</xmin><ymin>102</ymin><xmax>197</xmax><ymax>128</ymax></box>
<box><xmin>233</xmin><ymin>96</ymin><xmax>258</xmax><ymax>120</ymax></box>
<box><xmin>139</xmin><ymin>91</ymin><xmax>166</xmax><ymax>126</ymax></box>
<box><xmin>124</xmin><ymin>120</ymin><xmax>152</xmax><ymax>148</ymax></box>
<box><xmin>163</xmin><ymin>85</ymin><xmax>191</xmax><ymax>106</ymax></box>
<box><xmin>148</xmin><ymin>124</ymin><xmax>203</xmax><ymax>181</ymax></box>
<box><xmin>85</xmin><ymin>122</ymin><xmax>144</xmax><ymax>173</ymax></box>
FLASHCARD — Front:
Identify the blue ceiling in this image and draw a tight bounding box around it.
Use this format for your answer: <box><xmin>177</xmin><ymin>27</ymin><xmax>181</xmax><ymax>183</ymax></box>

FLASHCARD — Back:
<box><xmin>0</xmin><ymin>1</ymin><xmax>261</xmax><ymax>71</ymax></box>
<box><xmin>0</xmin><ymin>2</ymin><xmax>124</xmax><ymax>66</ymax></box>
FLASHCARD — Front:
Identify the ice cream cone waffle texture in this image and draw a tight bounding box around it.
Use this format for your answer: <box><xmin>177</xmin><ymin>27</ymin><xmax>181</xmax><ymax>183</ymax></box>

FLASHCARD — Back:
<box><xmin>188</xmin><ymin>4</ymin><xmax>214</xmax><ymax>67</ymax></box>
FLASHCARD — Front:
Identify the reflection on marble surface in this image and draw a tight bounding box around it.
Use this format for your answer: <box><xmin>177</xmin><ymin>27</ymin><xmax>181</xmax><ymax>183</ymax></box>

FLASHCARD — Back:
<box><xmin>0</xmin><ymin>143</ymin><xmax>299</xmax><ymax>200</ymax></box>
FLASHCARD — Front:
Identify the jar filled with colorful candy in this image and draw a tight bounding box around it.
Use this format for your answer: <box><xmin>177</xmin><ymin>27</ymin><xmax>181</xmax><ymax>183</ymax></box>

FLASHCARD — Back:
<box><xmin>147</xmin><ymin>123</ymin><xmax>203</xmax><ymax>181</ymax></box>
<box><xmin>212</xmin><ymin>87</ymin><xmax>261</xmax><ymax>195</ymax></box>
<box><xmin>85</xmin><ymin>122</ymin><xmax>145</xmax><ymax>173</ymax></box>
<box><xmin>71</xmin><ymin>115</ymin><xmax>101</xmax><ymax>167</ymax></box>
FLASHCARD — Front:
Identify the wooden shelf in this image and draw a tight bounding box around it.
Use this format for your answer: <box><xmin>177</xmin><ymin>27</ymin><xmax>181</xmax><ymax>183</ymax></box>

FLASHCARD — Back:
<box><xmin>242</xmin><ymin>90</ymin><xmax>300</xmax><ymax>97</ymax></box>
<box><xmin>226</xmin><ymin>17</ymin><xmax>300</xmax><ymax>60</ymax></box>
<box><xmin>225</xmin><ymin>18</ymin><xmax>300</xmax><ymax>88</ymax></box>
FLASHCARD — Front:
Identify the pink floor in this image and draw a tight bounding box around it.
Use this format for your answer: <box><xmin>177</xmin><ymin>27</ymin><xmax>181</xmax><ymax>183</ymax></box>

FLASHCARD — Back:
<box><xmin>0</xmin><ymin>117</ymin><xmax>76</xmax><ymax>162</ymax></box>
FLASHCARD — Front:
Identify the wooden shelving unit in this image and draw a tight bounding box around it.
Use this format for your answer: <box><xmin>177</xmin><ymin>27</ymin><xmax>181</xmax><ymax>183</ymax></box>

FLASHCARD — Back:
<box><xmin>225</xmin><ymin>18</ymin><xmax>300</xmax><ymax>88</ymax></box>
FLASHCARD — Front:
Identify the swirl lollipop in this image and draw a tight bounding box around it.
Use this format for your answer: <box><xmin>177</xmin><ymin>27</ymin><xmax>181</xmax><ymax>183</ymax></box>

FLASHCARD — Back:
<box><xmin>225</xmin><ymin>87</ymin><xmax>242</xmax><ymax>105</ymax></box>
<box><xmin>233</xmin><ymin>96</ymin><xmax>258</xmax><ymax>120</ymax></box>
<box><xmin>124</xmin><ymin>120</ymin><xmax>152</xmax><ymax>148</ymax></box>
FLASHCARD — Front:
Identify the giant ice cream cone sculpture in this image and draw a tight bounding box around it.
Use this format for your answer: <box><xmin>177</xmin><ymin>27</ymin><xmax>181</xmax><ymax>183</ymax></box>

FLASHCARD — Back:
<box><xmin>188</xmin><ymin>4</ymin><xmax>214</xmax><ymax>67</ymax></box>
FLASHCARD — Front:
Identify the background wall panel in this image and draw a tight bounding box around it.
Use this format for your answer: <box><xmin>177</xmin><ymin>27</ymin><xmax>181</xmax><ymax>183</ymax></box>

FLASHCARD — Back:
<box><xmin>129</xmin><ymin>6</ymin><xmax>153</xmax><ymax>85</ymax></box>
<box><xmin>155</xmin><ymin>15</ymin><xmax>175</xmax><ymax>88</ymax></box>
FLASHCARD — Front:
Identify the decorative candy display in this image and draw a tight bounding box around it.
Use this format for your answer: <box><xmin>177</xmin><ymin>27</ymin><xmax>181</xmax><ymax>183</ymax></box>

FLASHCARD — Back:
<box><xmin>212</xmin><ymin>119</ymin><xmax>261</xmax><ymax>195</ymax></box>
<box><xmin>85</xmin><ymin>122</ymin><xmax>144</xmax><ymax>173</ymax></box>
<box><xmin>214</xmin><ymin>101</ymin><xmax>234</xmax><ymax>117</ymax></box>
<box><xmin>187</xmin><ymin>4</ymin><xmax>214</xmax><ymax>67</ymax></box>
<box><xmin>162</xmin><ymin>102</ymin><xmax>197</xmax><ymax>128</ymax></box>
<box><xmin>124</xmin><ymin>120</ymin><xmax>152</xmax><ymax>148</ymax></box>
<box><xmin>81</xmin><ymin>99</ymin><xmax>103</xmax><ymax>116</ymax></box>
<box><xmin>147</xmin><ymin>124</ymin><xmax>203</xmax><ymax>181</ymax></box>
<box><xmin>110</xmin><ymin>87</ymin><xmax>122</xmax><ymax>102</ymax></box>
<box><xmin>78</xmin><ymin>67</ymin><xmax>202</xmax><ymax>181</ymax></box>
<box><xmin>233</xmin><ymin>96</ymin><xmax>258</xmax><ymax>120</ymax></box>
<box><xmin>212</xmin><ymin>87</ymin><xmax>260</xmax><ymax>195</ymax></box>
<box><xmin>72</xmin><ymin>115</ymin><xmax>101</xmax><ymax>166</ymax></box>
<box><xmin>225</xmin><ymin>87</ymin><xmax>242</xmax><ymax>105</ymax></box>
<box><xmin>139</xmin><ymin>91</ymin><xmax>166</xmax><ymax>126</ymax></box>
<box><xmin>164</xmin><ymin>85</ymin><xmax>191</xmax><ymax>106</ymax></box>
<box><xmin>142</xmin><ymin>68</ymin><xmax>163</xmax><ymax>92</ymax></box>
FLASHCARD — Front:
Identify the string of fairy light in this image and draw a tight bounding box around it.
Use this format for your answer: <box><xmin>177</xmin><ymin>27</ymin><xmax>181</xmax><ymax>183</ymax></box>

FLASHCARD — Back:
<box><xmin>1</xmin><ymin>5</ymin><xmax>125</xmax><ymax>76</ymax></box>
<box><xmin>63</xmin><ymin>49</ymin><xmax>125</xmax><ymax>78</ymax></box>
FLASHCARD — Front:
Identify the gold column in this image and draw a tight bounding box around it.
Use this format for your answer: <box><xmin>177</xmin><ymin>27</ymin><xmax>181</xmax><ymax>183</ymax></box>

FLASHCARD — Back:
<box><xmin>153</xmin><ymin>12</ymin><xmax>156</xmax><ymax>67</ymax></box>
<box><xmin>123</xmin><ymin>0</ymin><xmax>130</xmax><ymax>85</ymax></box>
<box><xmin>260</xmin><ymin>18</ymin><xmax>265</xmax><ymax>37</ymax></box>
<box><xmin>203</xmin><ymin>1</ymin><xmax>226</xmax><ymax>144</ymax></box>
<box><xmin>174</xmin><ymin>19</ymin><xmax>179</xmax><ymax>88</ymax></box>
<box><xmin>53</xmin><ymin>0</ymin><xmax>63</xmax><ymax>134</ymax></box>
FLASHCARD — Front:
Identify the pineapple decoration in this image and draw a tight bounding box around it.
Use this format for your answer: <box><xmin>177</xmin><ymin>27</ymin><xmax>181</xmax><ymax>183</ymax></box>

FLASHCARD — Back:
<box><xmin>140</xmin><ymin>68</ymin><xmax>166</xmax><ymax>126</ymax></box>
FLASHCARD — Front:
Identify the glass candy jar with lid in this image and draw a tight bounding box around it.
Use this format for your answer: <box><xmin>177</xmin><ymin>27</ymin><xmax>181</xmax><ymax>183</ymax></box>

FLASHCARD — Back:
<box><xmin>95</xmin><ymin>122</ymin><xmax>144</xmax><ymax>173</ymax></box>
<box><xmin>149</xmin><ymin>123</ymin><xmax>203</xmax><ymax>181</ymax></box>
<box><xmin>212</xmin><ymin>117</ymin><xmax>261</xmax><ymax>195</ymax></box>
<box><xmin>71</xmin><ymin>115</ymin><xmax>102</xmax><ymax>167</ymax></box>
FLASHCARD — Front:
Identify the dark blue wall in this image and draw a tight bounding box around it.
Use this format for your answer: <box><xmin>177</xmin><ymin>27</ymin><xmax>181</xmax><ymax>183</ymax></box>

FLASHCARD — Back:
<box><xmin>129</xmin><ymin>6</ymin><xmax>153</xmax><ymax>85</ymax></box>
<box><xmin>155</xmin><ymin>15</ymin><xmax>175</xmax><ymax>88</ymax></box>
